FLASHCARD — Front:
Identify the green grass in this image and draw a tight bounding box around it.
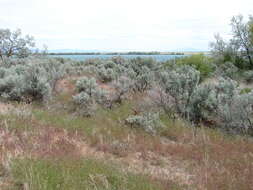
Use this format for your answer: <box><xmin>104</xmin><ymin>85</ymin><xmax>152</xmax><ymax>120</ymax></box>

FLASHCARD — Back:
<box><xmin>10</xmin><ymin>158</ymin><xmax>162</xmax><ymax>190</ymax></box>
<box><xmin>31</xmin><ymin>101</ymin><xmax>140</xmax><ymax>142</ymax></box>
<box><xmin>0</xmin><ymin>114</ymin><xmax>35</xmax><ymax>131</ymax></box>
<box><xmin>2</xmin><ymin>98</ymin><xmax>253</xmax><ymax>190</ymax></box>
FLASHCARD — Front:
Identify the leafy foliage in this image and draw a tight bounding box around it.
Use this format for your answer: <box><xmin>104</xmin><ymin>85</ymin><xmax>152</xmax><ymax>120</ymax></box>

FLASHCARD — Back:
<box><xmin>175</xmin><ymin>54</ymin><xmax>214</xmax><ymax>80</ymax></box>
<box><xmin>210</xmin><ymin>15</ymin><xmax>253</xmax><ymax>69</ymax></box>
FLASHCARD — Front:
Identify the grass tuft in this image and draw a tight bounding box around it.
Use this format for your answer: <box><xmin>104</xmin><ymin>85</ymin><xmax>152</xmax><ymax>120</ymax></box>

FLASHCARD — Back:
<box><xmin>10</xmin><ymin>158</ymin><xmax>162</xmax><ymax>190</ymax></box>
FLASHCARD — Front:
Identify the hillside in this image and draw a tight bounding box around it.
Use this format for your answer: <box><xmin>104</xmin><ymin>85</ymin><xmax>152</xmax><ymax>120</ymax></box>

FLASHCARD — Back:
<box><xmin>0</xmin><ymin>56</ymin><xmax>252</xmax><ymax>190</ymax></box>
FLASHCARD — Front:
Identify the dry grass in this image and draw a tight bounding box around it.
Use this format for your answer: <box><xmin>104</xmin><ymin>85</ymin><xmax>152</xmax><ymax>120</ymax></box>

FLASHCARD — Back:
<box><xmin>0</xmin><ymin>119</ymin><xmax>188</xmax><ymax>189</ymax></box>
<box><xmin>160</xmin><ymin>120</ymin><xmax>253</xmax><ymax>190</ymax></box>
<box><xmin>0</xmin><ymin>89</ymin><xmax>253</xmax><ymax>189</ymax></box>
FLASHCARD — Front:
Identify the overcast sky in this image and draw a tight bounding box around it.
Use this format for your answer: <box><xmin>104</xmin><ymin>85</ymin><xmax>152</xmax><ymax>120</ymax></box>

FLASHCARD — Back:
<box><xmin>0</xmin><ymin>0</ymin><xmax>252</xmax><ymax>51</ymax></box>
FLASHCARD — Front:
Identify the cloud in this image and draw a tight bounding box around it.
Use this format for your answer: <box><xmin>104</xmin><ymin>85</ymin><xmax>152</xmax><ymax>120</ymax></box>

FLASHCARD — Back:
<box><xmin>1</xmin><ymin>0</ymin><xmax>252</xmax><ymax>51</ymax></box>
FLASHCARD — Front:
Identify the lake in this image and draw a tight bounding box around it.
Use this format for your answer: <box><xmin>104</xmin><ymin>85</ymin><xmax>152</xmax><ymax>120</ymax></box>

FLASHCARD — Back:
<box><xmin>49</xmin><ymin>54</ymin><xmax>185</xmax><ymax>62</ymax></box>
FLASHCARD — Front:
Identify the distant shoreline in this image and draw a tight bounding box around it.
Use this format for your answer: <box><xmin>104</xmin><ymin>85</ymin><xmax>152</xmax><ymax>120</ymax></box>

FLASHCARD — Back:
<box><xmin>48</xmin><ymin>52</ymin><xmax>184</xmax><ymax>55</ymax></box>
<box><xmin>48</xmin><ymin>51</ymin><xmax>210</xmax><ymax>56</ymax></box>
<box><xmin>48</xmin><ymin>53</ymin><xmax>189</xmax><ymax>62</ymax></box>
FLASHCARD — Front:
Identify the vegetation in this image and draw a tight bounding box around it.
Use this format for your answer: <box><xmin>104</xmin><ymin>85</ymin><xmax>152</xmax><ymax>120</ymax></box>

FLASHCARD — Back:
<box><xmin>11</xmin><ymin>158</ymin><xmax>160</xmax><ymax>190</ymax></box>
<box><xmin>0</xmin><ymin>29</ymin><xmax>35</xmax><ymax>61</ymax></box>
<box><xmin>173</xmin><ymin>54</ymin><xmax>214</xmax><ymax>80</ymax></box>
<box><xmin>210</xmin><ymin>15</ymin><xmax>253</xmax><ymax>69</ymax></box>
<box><xmin>125</xmin><ymin>112</ymin><xmax>163</xmax><ymax>134</ymax></box>
<box><xmin>0</xmin><ymin>57</ymin><xmax>68</xmax><ymax>102</ymax></box>
<box><xmin>0</xmin><ymin>15</ymin><xmax>253</xmax><ymax>189</ymax></box>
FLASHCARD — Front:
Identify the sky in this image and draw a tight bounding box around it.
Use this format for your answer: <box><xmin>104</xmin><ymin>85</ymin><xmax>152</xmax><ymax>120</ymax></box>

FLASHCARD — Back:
<box><xmin>0</xmin><ymin>0</ymin><xmax>252</xmax><ymax>52</ymax></box>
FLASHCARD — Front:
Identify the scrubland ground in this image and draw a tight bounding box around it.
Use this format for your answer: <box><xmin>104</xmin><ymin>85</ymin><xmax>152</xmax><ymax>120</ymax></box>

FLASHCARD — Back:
<box><xmin>0</xmin><ymin>73</ymin><xmax>253</xmax><ymax>190</ymax></box>
<box><xmin>1</xmin><ymin>16</ymin><xmax>253</xmax><ymax>189</ymax></box>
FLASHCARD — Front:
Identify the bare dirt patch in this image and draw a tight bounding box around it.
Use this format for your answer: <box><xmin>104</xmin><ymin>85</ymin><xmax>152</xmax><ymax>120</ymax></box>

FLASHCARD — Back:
<box><xmin>55</xmin><ymin>78</ymin><xmax>76</xmax><ymax>94</ymax></box>
<box><xmin>77</xmin><ymin>141</ymin><xmax>194</xmax><ymax>186</ymax></box>
<box><xmin>97</xmin><ymin>81</ymin><xmax>116</xmax><ymax>94</ymax></box>
<box><xmin>113</xmin><ymin>151</ymin><xmax>193</xmax><ymax>186</ymax></box>
<box><xmin>55</xmin><ymin>76</ymin><xmax>116</xmax><ymax>95</ymax></box>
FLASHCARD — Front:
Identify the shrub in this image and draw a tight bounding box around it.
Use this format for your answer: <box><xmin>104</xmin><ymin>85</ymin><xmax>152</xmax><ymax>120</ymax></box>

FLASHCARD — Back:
<box><xmin>0</xmin><ymin>57</ymin><xmax>67</xmax><ymax>102</ymax></box>
<box><xmin>243</xmin><ymin>70</ymin><xmax>253</xmax><ymax>83</ymax></box>
<box><xmin>158</xmin><ymin>65</ymin><xmax>200</xmax><ymax>119</ymax></box>
<box><xmin>190</xmin><ymin>83</ymin><xmax>216</xmax><ymax>122</ymax></box>
<box><xmin>213</xmin><ymin>79</ymin><xmax>253</xmax><ymax>134</ymax></box>
<box><xmin>187</xmin><ymin>78</ymin><xmax>238</xmax><ymax>124</ymax></box>
<box><xmin>125</xmin><ymin>68</ymin><xmax>137</xmax><ymax>79</ymax></box>
<box><xmin>21</xmin><ymin>68</ymin><xmax>52</xmax><ymax>101</ymax></box>
<box><xmin>216</xmin><ymin>91</ymin><xmax>253</xmax><ymax>134</ymax></box>
<box><xmin>73</xmin><ymin>77</ymin><xmax>108</xmax><ymax>116</ymax></box>
<box><xmin>156</xmin><ymin>65</ymin><xmax>253</xmax><ymax>134</ymax></box>
<box><xmin>102</xmin><ymin>60</ymin><xmax>117</xmax><ymax>68</ymax></box>
<box><xmin>240</xmin><ymin>88</ymin><xmax>252</xmax><ymax>94</ymax></box>
<box><xmin>75</xmin><ymin>77</ymin><xmax>97</xmax><ymax>95</ymax></box>
<box><xmin>72</xmin><ymin>91</ymin><xmax>96</xmax><ymax>117</ymax></box>
<box><xmin>110</xmin><ymin>76</ymin><xmax>134</xmax><ymax>105</ymax></box>
<box><xmin>120</xmin><ymin>60</ymin><xmax>156</xmax><ymax>93</ymax></box>
<box><xmin>176</xmin><ymin>54</ymin><xmax>214</xmax><ymax>81</ymax></box>
<box><xmin>125</xmin><ymin>112</ymin><xmax>163</xmax><ymax>134</ymax></box>
<box><xmin>129</xmin><ymin>57</ymin><xmax>156</xmax><ymax>71</ymax></box>
<box><xmin>191</xmin><ymin>78</ymin><xmax>253</xmax><ymax>134</ymax></box>
<box><xmin>97</xmin><ymin>67</ymin><xmax>116</xmax><ymax>82</ymax></box>
<box><xmin>111</xmin><ymin>56</ymin><xmax>125</xmax><ymax>64</ymax></box>
<box><xmin>95</xmin><ymin>60</ymin><xmax>127</xmax><ymax>83</ymax></box>
<box><xmin>215</xmin><ymin>61</ymin><xmax>238</xmax><ymax>79</ymax></box>
<box><xmin>133</xmin><ymin>66</ymin><xmax>154</xmax><ymax>92</ymax></box>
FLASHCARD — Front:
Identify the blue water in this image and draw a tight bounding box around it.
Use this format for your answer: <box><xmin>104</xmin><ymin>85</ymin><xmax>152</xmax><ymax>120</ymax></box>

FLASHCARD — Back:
<box><xmin>49</xmin><ymin>54</ymin><xmax>185</xmax><ymax>62</ymax></box>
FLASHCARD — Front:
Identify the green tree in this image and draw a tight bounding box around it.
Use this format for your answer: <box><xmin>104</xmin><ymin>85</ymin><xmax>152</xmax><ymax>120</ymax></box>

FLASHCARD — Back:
<box><xmin>210</xmin><ymin>15</ymin><xmax>253</xmax><ymax>69</ymax></box>
<box><xmin>231</xmin><ymin>15</ymin><xmax>253</xmax><ymax>67</ymax></box>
